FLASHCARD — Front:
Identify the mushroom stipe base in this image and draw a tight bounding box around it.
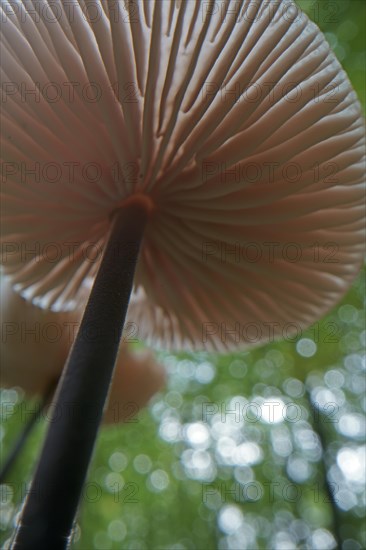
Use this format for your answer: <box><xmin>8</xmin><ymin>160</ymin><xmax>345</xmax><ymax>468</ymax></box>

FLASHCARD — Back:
<box><xmin>11</xmin><ymin>202</ymin><xmax>148</xmax><ymax>550</ymax></box>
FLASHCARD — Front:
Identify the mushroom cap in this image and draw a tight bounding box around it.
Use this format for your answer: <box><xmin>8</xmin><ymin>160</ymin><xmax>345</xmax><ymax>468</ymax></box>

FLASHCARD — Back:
<box><xmin>103</xmin><ymin>347</ymin><xmax>167</xmax><ymax>425</ymax></box>
<box><xmin>1</xmin><ymin>1</ymin><xmax>365</xmax><ymax>351</ymax></box>
<box><xmin>0</xmin><ymin>275</ymin><xmax>166</xmax><ymax>422</ymax></box>
<box><xmin>0</xmin><ymin>274</ymin><xmax>74</xmax><ymax>393</ymax></box>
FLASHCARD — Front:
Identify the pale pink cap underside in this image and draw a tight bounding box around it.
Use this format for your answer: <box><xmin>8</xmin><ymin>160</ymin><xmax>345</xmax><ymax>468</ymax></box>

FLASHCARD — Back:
<box><xmin>1</xmin><ymin>0</ymin><xmax>365</xmax><ymax>350</ymax></box>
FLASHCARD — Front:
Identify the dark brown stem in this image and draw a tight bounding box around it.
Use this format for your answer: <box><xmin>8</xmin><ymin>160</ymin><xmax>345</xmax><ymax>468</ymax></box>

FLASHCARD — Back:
<box><xmin>11</xmin><ymin>202</ymin><xmax>148</xmax><ymax>549</ymax></box>
<box><xmin>0</xmin><ymin>380</ymin><xmax>56</xmax><ymax>484</ymax></box>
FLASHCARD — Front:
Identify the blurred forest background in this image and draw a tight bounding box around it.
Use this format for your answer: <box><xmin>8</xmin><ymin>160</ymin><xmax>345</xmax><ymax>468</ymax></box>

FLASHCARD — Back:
<box><xmin>1</xmin><ymin>1</ymin><xmax>365</xmax><ymax>549</ymax></box>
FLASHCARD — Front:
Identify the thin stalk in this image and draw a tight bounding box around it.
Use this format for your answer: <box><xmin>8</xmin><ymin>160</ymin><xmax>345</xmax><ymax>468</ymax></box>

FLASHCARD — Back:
<box><xmin>11</xmin><ymin>201</ymin><xmax>148</xmax><ymax>549</ymax></box>
<box><xmin>306</xmin><ymin>389</ymin><xmax>342</xmax><ymax>548</ymax></box>
<box><xmin>0</xmin><ymin>379</ymin><xmax>56</xmax><ymax>484</ymax></box>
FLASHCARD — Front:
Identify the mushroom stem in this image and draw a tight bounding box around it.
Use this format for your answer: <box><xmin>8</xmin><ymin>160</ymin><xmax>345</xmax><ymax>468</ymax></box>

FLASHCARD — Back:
<box><xmin>306</xmin><ymin>389</ymin><xmax>343</xmax><ymax>548</ymax></box>
<box><xmin>11</xmin><ymin>202</ymin><xmax>148</xmax><ymax>549</ymax></box>
<box><xmin>0</xmin><ymin>379</ymin><xmax>56</xmax><ymax>484</ymax></box>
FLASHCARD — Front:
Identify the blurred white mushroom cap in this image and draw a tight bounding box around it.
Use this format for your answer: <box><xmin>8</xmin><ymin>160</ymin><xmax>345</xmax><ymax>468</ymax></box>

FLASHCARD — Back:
<box><xmin>0</xmin><ymin>274</ymin><xmax>166</xmax><ymax>422</ymax></box>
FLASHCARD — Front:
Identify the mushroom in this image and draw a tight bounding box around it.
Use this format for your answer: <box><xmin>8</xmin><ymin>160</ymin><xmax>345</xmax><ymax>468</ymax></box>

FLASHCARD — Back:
<box><xmin>0</xmin><ymin>273</ymin><xmax>166</xmax><ymax>481</ymax></box>
<box><xmin>0</xmin><ymin>274</ymin><xmax>165</xmax><ymax>417</ymax></box>
<box><xmin>0</xmin><ymin>273</ymin><xmax>77</xmax><ymax>395</ymax></box>
<box><xmin>1</xmin><ymin>0</ymin><xmax>364</xmax><ymax>547</ymax></box>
